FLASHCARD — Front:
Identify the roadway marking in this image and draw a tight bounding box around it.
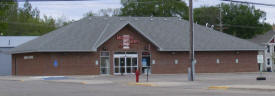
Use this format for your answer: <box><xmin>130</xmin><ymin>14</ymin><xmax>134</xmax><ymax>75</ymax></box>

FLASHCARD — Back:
<box><xmin>208</xmin><ymin>86</ymin><xmax>229</xmax><ymax>90</ymax></box>
<box><xmin>128</xmin><ymin>82</ymin><xmax>156</xmax><ymax>87</ymax></box>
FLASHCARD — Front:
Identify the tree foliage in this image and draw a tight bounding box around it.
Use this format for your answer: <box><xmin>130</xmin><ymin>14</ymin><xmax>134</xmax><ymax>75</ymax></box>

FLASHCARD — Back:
<box><xmin>120</xmin><ymin>0</ymin><xmax>188</xmax><ymax>19</ymax></box>
<box><xmin>194</xmin><ymin>6</ymin><xmax>220</xmax><ymax>26</ymax></box>
<box><xmin>194</xmin><ymin>3</ymin><xmax>272</xmax><ymax>39</ymax></box>
<box><xmin>0</xmin><ymin>0</ymin><xmax>59</xmax><ymax>36</ymax></box>
<box><xmin>84</xmin><ymin>8</ymin><xmax>121</xmax><ymax>17</ymax></box>
<box><xmin>0</xmin><ymin>0</ymin><xmax>18</xmax><ymax>35</ymax></box>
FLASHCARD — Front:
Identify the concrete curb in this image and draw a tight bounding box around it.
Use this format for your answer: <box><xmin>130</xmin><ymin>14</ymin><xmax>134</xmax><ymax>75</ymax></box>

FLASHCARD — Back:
<box><xmin>48</xmin><ymin>80</ymin><xmax>113</xmax><ymax>85</ymax></box>
<box><xmin>127</xmin><ymin>82</ymin><xmax>189</xmax><ymax>87</ymax></box>
<box><xmin>128</xmin><ymin>82</ymin><xmax>156</xmax><ymax>87</ymax></box>
<box><xmin>208</xmin><ymin>85</ymin><xmax>275</xmax><ymax>91</ymax></box>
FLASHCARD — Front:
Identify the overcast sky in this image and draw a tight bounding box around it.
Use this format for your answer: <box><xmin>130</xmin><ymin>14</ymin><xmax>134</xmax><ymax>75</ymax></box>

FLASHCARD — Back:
<box><xmin>18</xmin><ymin>0</ymin><xmax>275</xmax><ymax>24</ymax></box>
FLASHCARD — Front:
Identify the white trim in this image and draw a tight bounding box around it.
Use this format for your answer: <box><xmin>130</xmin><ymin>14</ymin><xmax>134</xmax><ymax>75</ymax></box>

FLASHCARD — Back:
<box><xmin>100</xmin><ymin>51</ymin><xmax>110</xmax><ymax>75</ymax></box>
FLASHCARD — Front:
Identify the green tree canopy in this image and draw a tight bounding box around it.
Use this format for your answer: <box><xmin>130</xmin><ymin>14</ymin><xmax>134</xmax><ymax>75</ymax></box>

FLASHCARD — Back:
<box><xmin>0</xmin><ymin>0</ymin><xmax>18</xmax><ymax>35</ymax></box>
<box><xmin>84</xmin><ymin>8</ymin><xmax>120</xmax><ymax>17</ymax></box>
<box><xmin>0</xmin><ymin>0</ymin><xmax>58</xmax><ymax>36</ymax></box>
<box><xmin>120</xmin><ymin>0</ymin><xmax>188</xmax><ymax>19</ymax></box>
<box><xmin>194</xmin><ymin>3</ymin><xmax>272</xmax><ymax>39</ymax></box>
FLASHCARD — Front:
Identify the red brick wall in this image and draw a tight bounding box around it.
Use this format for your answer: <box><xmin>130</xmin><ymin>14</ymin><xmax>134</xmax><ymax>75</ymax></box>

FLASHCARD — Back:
<box><xmin>12</xmin><ymin>25</ymin><xmax>259</xmax><ymax>75</ymax></box>
<box><xmin>12</xmin><ymin>53</ymin><xmax>99</xmax><ymax>76</ymax></box>
<box><xmin>151</xmin><ymin>51</ymin><xmax>258</xmax><ymax>74</ymax></box>
<box><xmin>97</xmin><ymin>25</ymin><xmax>159</xmax><ymax>75</ymax></box>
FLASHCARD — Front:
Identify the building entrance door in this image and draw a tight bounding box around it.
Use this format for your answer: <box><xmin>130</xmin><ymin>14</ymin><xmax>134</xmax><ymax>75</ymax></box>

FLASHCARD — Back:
<box><xmin>100</xmin><ymin>52</ymin><xmax>110</xmax><ymax>75</ymax></box>
<box><xmin>114</xmin><ymin>52</ymin><xmax>138</xmax><ymax>75</ymax></box>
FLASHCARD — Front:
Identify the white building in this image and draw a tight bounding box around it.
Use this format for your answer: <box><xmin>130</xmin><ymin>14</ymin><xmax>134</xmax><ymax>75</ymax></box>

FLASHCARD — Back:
<box><xmin>0</xmin><ymin>36</ymin><xmax>38</xmax><ymax>75</ymax></box>
<box><xmin>249</xmin><ymin>30</ymin><xmax>275</xmax><ymax>72</ymax></box>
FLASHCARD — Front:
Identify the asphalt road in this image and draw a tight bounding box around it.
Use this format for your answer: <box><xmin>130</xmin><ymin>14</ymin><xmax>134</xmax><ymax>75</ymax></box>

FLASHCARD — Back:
<box><xmin>1</xmin><ymin>73</ymin><xmax>275</xmax><ymax>96</ymax></box>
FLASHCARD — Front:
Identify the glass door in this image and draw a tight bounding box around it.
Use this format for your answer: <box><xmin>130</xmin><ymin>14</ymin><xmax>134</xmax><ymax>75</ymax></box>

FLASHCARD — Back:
<box><xmin>100</xmin><ymin>52</ymin><xmax>110</xmax><ymax>75</ymax></box>
<box><xmin>114</xmin><ymin>53</ymin><xmax>138</xmax><ymax>75</ymax></box>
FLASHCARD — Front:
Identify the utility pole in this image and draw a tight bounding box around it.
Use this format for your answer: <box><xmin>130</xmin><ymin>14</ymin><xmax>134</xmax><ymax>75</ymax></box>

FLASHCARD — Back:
<box><xmin>219</xmin><ymin>4</ymin><xmax>223</xmax><ymax>32</ymax></box>
<box><xmin>189</xmin><ymin>0</ymin><xmax>195</xmax><ymax>81</ymax></box>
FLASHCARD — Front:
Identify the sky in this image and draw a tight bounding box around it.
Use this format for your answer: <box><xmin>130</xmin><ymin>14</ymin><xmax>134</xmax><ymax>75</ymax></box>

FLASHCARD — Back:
<box><xmin>18</xmin><ymin>0</ymin><xmax>275</xmax><ymax>24</ymax></box>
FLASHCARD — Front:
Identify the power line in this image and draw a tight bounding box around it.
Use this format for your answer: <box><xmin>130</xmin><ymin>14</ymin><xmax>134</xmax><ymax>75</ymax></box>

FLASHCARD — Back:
<box><xmin>0</xmin><ymin>0</ymin><xmax>274</xmax><ymax>8</ymax></box>
<box><xmin>0</xmin><ymin>21</ymin><xmax>56</xmax><ymax>27</ymax></box>
<box><xmin>220</xmin><ymin>0</ymin><xmax>275</xmax><ymax>7</ymax></box>
<box><xmin>215</xmin><ymin>24</ymin><xmax>269</xmax><ymax>29</ymax></box>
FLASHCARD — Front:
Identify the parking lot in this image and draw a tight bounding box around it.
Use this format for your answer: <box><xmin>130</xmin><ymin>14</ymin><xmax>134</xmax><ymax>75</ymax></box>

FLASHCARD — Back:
<box><xmin>1</xmin><ymin>72</ymin><xmax>275</xmax><ymax>96</ymax></box>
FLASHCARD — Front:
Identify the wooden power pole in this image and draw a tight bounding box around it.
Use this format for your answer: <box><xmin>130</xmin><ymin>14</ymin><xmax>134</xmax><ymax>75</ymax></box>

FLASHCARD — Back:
<box><xmin>189</xmin><ymin>0</ymin><xmax>195</xmax><ymax>81</ymax></box>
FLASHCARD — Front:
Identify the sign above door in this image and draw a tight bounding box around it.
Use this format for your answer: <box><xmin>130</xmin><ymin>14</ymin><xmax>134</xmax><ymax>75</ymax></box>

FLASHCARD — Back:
<box><xmin>117</xmin><ymin>35</ymin><xmax>139</xmax><ymax>49</ymax></box>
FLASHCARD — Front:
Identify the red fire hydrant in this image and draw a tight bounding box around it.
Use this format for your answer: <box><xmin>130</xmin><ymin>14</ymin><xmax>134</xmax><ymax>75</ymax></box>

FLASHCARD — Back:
<box><xmin>135</xmin><ymin>69</ymin><xmax>140</xmax><ymax>83</ymax></box>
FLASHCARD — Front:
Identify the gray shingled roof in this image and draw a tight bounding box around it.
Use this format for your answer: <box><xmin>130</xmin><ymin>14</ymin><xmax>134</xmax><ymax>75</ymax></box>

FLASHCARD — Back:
<box><xmin>248</xmin><ymin>30</ymin><xmax>275</xmax><ymax>46</ymax></box>
<box><xmin>10</xmin><ymin>16</ymin><xmax>263</xmax><ymax>54</ymax></box>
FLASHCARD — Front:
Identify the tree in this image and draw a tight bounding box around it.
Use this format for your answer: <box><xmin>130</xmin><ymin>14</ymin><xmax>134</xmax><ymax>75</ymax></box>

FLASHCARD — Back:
<box><xmin>1</xmin><ymin>0</ymin><xmax>58</xmax><ymax>36</ymax></box>
<box><xmin>120</xmin><ymin>0</ymin><xmax>189</xmax><ymax>19</ymax></box>
<box><xmin>194</xmin><ymin>3</ymin><xmax>272</xmax><ymax>39</ymax></box>
<box><xmin>84</xmin><ymin>11</ymin><xmax>96</xmax><ymax>17</ymax></box>
<box><xmin>84</xmin><ymin>8</ymin><xmax>121</xmax><ymax>17</ymax></box>
<box><xmin>194</xmin><ymin>6</ymin><xmax>219</xmax><ymax>26</ymax></box>
<box><xmin>97</xmin><ymin>8</ymin><xmax>121</xmax><ymax>16</ymax></box>
<box><xmin>0</xmin><ymin>0</ymin><xmax>18</xmax><ymax>36</ymax></box>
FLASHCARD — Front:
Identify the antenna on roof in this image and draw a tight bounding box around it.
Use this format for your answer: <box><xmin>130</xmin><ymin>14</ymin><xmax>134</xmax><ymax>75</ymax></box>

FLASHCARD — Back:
<box><xmin>211</xmin><ymin>25</ymin><xmax>215</xmax><ymax>29</ymax></box>
<box><xmin>150</xmin><ymin>16</ymin><xmax>153</xmax><ymax>21</ymax></box>
<box><xmin>177</xmin><ymin>16</ymin><xmax>182</xmax><ymax>21</ymax></box>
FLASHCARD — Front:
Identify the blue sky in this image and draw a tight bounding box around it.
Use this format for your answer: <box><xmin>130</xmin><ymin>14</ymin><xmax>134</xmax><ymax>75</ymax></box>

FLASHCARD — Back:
<box><xmin>18</xmin><ymin>0</ymin><xmax>275</xmax><ymax>24</ymax></box>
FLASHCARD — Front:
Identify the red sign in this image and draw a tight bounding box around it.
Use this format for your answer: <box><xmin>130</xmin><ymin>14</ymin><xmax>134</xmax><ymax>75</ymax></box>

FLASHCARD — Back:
<box><xmin>123</xmin><ymin>35</ymin><xmax>130</xmax><ymax>49</ymax></box>
<box><xmin>117</xmin><ymin>35</ymin><xmax>139</xmax><ymax>49</ymax></box>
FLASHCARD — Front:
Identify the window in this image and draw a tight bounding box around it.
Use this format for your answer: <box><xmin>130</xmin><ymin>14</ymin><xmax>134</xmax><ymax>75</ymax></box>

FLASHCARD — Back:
<box><xmin>174</xmin><ymin>59</ymin><xmax>178</xmax><ymax>64</ymax></box>
<box><xmin>216</xmin><ymin>59</ymin><xmax>220</xmax><ymax>64</ymax></box>
<box><xmin>24</xmin><ymin>56</ymin><xmax>34</xmax><ymax>60</ymax></box>
<box><xmin>100</xmin><ymin>52</ymin><xmax>110</xmax><ymax>74</ymax></box>
<box><xmin>235</xmin><ymin>58</ymin><xmax>239</xmax><ymax>64</ymax></box>
<box><xmin>101</xmin><ymin>52</ymin><xmax>109</xmax><ymax>57</ymax></box>
<box><xmin>152</xmin><ymin>60</ymin><xmax>155</xmax><ymax>64</ymax></box>
<box><xmin>267</xmin><ymin>45</ymin><xmax>270</xmax><ymax>53</ymax></box>
<box><xmin>267</xmin><ymin>67</ymin><xmax>272</xmax><ymax>72</ymax></box>
<box><xmin>267</xmin><ymin>58</ymin><xmax>270</xmax><ymax>65</ymax></box>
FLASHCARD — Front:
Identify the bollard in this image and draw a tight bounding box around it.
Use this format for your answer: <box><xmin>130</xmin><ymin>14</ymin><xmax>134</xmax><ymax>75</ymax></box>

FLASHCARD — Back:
<box><xmin>135</xmin><ymin>69</ymin><xmax>140</xmax><ymax>83</ymax></box>
<box><xmin>188</xmin><ymin>67</ymin><xmax>192</xmax><ymax>81</ymax></box>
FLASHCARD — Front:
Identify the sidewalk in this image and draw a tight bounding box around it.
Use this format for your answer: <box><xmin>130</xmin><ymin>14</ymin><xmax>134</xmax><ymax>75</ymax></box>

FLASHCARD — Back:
<box><xmin>209</xmin><ymin>85</ymin><xmax>275</xmax><ymax>91</ymax></box>
<box><xmin>128</xmin><ymin>81</ymin><xmax>195</xmax><ymax>87</ymax></box>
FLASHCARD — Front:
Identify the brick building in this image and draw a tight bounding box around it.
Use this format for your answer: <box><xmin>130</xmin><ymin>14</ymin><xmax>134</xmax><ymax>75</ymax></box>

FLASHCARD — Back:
<box><xmin>10</xmin><ymin>17</ymin><xmax>263</xmax><ymax>75</ymax></box>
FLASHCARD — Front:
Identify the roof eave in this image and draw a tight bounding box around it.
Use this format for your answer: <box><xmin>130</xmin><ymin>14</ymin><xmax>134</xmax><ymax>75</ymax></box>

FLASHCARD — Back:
<box><xmin>158</xmin><ymin>49</ymin><xmax>264</xmax><ymax>51</ymax></box>
<box><xmin>10</xmin><ymin>50</ymin><xmax>97</xmax><ymax>54</ymax></box>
